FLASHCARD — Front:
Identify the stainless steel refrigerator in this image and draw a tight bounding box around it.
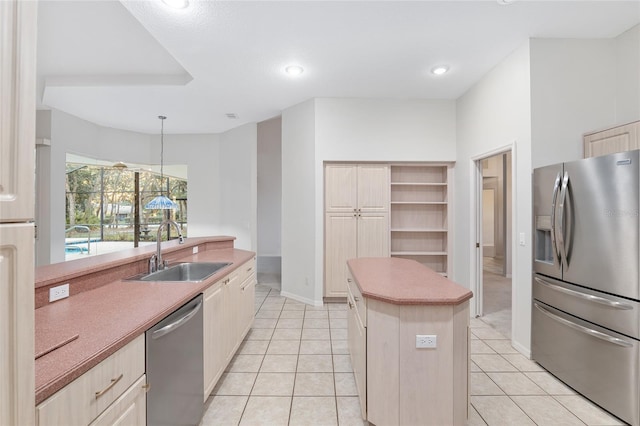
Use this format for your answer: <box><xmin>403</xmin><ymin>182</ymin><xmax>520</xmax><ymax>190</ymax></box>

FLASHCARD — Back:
<box><xmin>532</xmin><ymin>150</ymin><xmax>640</xmax><ymax>426</ymax></box>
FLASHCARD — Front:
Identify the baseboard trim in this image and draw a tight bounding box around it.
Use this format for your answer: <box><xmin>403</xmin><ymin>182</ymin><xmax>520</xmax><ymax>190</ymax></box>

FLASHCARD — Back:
<box><xmin>280</xmin><ymin>290</ymin><xmax>323</xmax><ymax>307</ymax></box>
<box><xmin>512</xmin><ymin>339</ymin><xmax>531</xmax><ymax>358</ymax></box>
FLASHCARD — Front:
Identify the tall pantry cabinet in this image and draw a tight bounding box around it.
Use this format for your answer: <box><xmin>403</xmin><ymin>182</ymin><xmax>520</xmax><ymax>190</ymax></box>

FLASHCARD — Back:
<box><xmin>324</xmin><ymin>165</ymin><xmax>389</xmax><ymax>298</ymax></box>
<box><xmin>0</xmin><ymin>1</ymin><xmax>37</xmax><ymax>425</ymax></box>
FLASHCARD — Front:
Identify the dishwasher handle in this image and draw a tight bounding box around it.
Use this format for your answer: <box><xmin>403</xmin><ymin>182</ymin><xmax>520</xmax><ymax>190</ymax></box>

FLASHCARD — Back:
<box><xmin>152</xmin><ymin>300</ymin><xmax>203</xmax><ymax>340</ymax></box>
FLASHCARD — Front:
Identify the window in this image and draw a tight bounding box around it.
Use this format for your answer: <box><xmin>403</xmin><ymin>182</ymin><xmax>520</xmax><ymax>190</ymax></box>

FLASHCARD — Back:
<box><xmin>64</xmin><ymin>159</ymin><xmax>187</xmax><ymax>260</ymax></box>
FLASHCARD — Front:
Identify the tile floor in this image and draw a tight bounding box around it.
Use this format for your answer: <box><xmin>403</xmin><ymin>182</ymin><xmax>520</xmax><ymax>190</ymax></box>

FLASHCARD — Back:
<box><xmin>200</xmin><ymin>283</ymin><xmax>626</xmax><ymax>426</ymax></box>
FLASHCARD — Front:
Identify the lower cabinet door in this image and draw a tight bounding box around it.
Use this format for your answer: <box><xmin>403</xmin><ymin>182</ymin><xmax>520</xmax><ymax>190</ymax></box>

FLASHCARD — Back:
<box><xmin>89</xmin><ymin>374</ymin><xmax>146</xmax><ymax>426</ymax></box>
<box><xmin>347</xmin><ymin>296</ymin><xmax>367</xmax><ymax>420</ymax></box>
<box><xmin>240</xmin><ymin>275</ymin><xmax>256</xmax><ymax>339</ymax></box>
<box><xmin>204</xmin><ymin>282</ymin><xmax>226</xmax><ymax>399</ymax></box>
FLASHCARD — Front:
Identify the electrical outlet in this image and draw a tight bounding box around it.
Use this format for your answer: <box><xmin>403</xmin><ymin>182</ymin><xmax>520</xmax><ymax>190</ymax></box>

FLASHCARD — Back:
<box><xmin>49</xmin><ymin>283</ymin><xmax>70</xmax><ymax>302</ymax></box>
<box><xmin>192</xmin><ymin>246</ymin><xmax>199</xmax><ymax>254</ymax></box>
<box><xmin>416</xmin><ymin>334</ymin><xmax>437</xmax><ymax>349</ymax></box>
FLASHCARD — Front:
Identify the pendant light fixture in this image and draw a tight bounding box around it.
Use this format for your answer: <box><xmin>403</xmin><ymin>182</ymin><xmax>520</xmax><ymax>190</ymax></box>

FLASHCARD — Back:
<box><xmin>144</xmin><ymin>115</ymin><xmax>178</xmax><ymax>210</ymax></box>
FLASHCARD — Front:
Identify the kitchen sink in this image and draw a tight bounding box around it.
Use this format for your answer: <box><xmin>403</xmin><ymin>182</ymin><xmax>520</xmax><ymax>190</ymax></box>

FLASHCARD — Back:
<box><xmin>126</xmin><ymin>262</ymin><xmax>232</xmax><ymax>282</ymax></box>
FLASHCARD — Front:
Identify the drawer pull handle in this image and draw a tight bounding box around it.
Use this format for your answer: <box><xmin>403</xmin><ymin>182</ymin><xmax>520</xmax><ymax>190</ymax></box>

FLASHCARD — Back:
<box><xmin>142</xmin><ymin>383</ymin><xmax>151</xmax><ymax>393</ymax></box>
<box><xmin>347</xmin><ymin>278</ymin><xmax>352</xmax><ymax>283</ymax></box>
<box><xmin>247</xmin><ymin>267</ymin><xmax>253</xmax><ymax>272</ymax></box>
<box><xmin>348</xmin><ymin>301</ymin><xmax>354</xmax><ymax>309</ymax></box>
<box><xmin>95</xmin><ymin>374</ymin><xmax>123</xmax><ymax>399</ymax></box>
<box><xmin>354</xmin><ymin>296</ymin><xmax>360</xmax><ymax>302</ymax></box>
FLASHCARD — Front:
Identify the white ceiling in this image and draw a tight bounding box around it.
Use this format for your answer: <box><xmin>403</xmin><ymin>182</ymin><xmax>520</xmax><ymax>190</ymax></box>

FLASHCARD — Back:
<box><xmin>36</xmin><ymin>0</ymin><xmax>640</xmax><ymax>135</ymax></box>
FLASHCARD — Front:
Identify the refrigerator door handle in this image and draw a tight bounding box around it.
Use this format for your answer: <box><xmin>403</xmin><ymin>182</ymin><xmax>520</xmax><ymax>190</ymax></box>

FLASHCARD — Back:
<box><xmin>557</xmin><ymin>171</ymin><xmax>570</xmax><ymax>265</ymax></box>
<box><xmin>534</xmin><ymin>302</ymin><xmax>633</xmax><ymax>348</ymax></box>
<box><xmin>534</xmin><ymin>277</ymin><xmax>634</xmax><ymax>310</ymax></box>
<box><xmin>550</xmin><ymin>172</ymin><xmax>562</xmax><ymax>262</ymax></box>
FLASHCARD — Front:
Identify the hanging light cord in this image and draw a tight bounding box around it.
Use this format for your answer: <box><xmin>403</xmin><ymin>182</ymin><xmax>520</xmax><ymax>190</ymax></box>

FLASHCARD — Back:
<box><xmin>159</xmin><ymin>115</ymin><xmax>166</xmax><ymax>195</ymax></box>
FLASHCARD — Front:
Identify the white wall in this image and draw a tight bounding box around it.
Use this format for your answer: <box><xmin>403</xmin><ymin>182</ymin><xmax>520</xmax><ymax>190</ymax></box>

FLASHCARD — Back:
<box><xmin>281</xmin><ymin>100</ymin><xmax>317</xmax><ymax>304</ymax></box>
<box><xmin>455</xmin><ymin>42</ymin><xmax>532</xmax><ymax>354</ymax></box>
<box><xmin>530</xmin><ymin>38</ymin><xmax>617</xmax><ymax>168</ymax></box>
<box><xmin>530</xmin><ymin>26</ymin><xmax>640</xmax><ymax>169</ymax></box>
<box><xmin>36</xmin><ymin>109</ymin><xmax>153</xmax><ymax>264</ymax></box>
<box><xmin>614</xmin><ymin>25</ymin><xmax>640</xmax><ymax>124</ymax></box>
<box><xmin>315</xmin><ymin>98</ymin><xmax>457</xmax><ymax>161</ymax></box>
<box><xmin>217</xmin><ymin>123</ymin><xmax>258</xmax><ymax>251</ymax></box>
<box><xmin>257</xmin><ymin>116</ymin><xmax>282</xmax><ymax>273</ymax></box>
<box><xmin>35</xmin><ymin>108</ymin><xmax>256</xmax><ymax>264</ymax></box>
<box><xmin>162</xmin><ymin>133</ymin><xmax>221</xmax><ymax>238</ymax></box>
<box><xmin>281</xmin><ymin>98</ymin><xmax>457</xmax><ymax>305</ymax></box>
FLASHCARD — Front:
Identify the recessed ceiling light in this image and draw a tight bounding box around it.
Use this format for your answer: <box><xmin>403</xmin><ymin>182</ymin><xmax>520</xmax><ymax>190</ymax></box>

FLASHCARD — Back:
<box><xmin>431</xmin><ymin>65</ymin><xmax>449</xmax><ymax>76</ymax></box>
<box><xmin>285</xmin><ymin>65</ymin><xmax>304</xmax><ymax>76</ymax></box>
<box><xmin>162</xmin><ymin>0</ymin><xmax>189</xmax><ymax>9</ymax></box>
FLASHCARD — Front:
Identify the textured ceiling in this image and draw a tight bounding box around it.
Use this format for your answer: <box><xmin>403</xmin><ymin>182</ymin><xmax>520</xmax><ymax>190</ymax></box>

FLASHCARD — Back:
<box><xmin>36</xmin><ymin>1</ymin><xmax>640</xmax><ymax>134</ymax></box>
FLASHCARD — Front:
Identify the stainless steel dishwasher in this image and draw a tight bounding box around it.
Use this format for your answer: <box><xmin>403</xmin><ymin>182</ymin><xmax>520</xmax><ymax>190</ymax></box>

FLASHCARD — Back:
<box><xmin>146</xmin><ymin>294</ymin><xmax>204</xmax><ymax>426</ymax></box>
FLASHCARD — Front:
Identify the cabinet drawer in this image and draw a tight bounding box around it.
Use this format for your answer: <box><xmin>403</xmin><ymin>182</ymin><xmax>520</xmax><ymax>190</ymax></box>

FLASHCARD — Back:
<box><xmin>236</xmin><ymin>257</ymin><xmax>256</xmax><ymax>284</ymax></box>
<box><xmin>347</xmin><ymin>272</ymin><xmax>366</xmax><ymax>326</ymax></box>
<box><xmin>37</xmin><ymin>335</ymin><xmax>145</xmax><ymax>426</ymax></box>
<box><xmin>89</xmin><ymin>374</ymin><xmax>146</xmax><ymax>426</ymax></box>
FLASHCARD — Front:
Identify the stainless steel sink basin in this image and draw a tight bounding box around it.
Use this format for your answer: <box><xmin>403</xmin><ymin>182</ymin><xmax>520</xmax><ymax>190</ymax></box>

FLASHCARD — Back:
<box><xmin>126</xmin><ymin>262</ymin><xmax>232</xmax><ymax>282</ymax></box>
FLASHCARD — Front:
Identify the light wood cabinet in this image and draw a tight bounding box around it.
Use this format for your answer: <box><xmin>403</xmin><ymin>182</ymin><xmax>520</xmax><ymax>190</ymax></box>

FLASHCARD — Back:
<box><xmin>390</xmin><ymin>164</ymin><xmax>453</xmax><ymax>277</ymax></box>
<box><xmin>346</xmin><ymin>266</ymin><xmax>470</xmax><ymax>426</ymax></box>
<box><xmin>238</xmin><ymin>262</ymin><xmax>256</xmax><ymax>338</ymax></box>
<box><xmin>324</xmin><ymin>212</ymin><xmax>389</xmax><ymax>298</ymax></box>
<box><xmin>584</xmin><ymin>121</ymin><xmax>640</xmax><ymax>158</ymax></box>
<box><xmin>89</xmin><ymin>375</ymin><xmax>146</xmax><ymax>426</ymax></box>
<box><xmin>325</xmin><ymin>164</ymin><xmax>389</xmax><ymax>213</ymax></box>
<box><xmin>203</xmin><ymin>281</ymin><xmax>227</xmax><ymax>399</ymax></box>
<box><xmin>0</xmin><ymin>224</ymin><xmax>35</xmax><ymax>426</ymax></box>
<box><xmin>346</xmin><ymin>276</ymin><xmax>367</xmax><ymax>419</ymax></box>
<box><xmin>325</xmin><ymin>164</ymin><xmax>389</xmax><ymax>298</ymax></box>
<box><xmin>203</xmin><ymin>257</ymin><xmax>256</xmax><ymax>399</ymax></box>
<box><xmin>0</xmin><ymin>0</ymin><xmax>36</xmax><ymax>223</ymax></box>
<box><xmin>1</xmin><ymin>2</ymin><xmax>37</xmax><ymax>425</ymax></box>
<box><xmin>36</xmin><ymin>335</ymin><xmax>146</xmax><ymax>426</ymax></box>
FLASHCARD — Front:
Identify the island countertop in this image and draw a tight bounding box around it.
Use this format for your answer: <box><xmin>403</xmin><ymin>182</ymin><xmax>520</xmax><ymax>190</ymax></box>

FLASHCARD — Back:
<box><xmin>347</xmin><ymin>257</ymin><xmax>472</xmax><ymax>305</ymax></box>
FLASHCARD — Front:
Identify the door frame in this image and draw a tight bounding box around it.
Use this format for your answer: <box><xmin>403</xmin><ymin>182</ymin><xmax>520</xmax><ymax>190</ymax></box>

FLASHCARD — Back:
<box><xmin>470</xmin><ymin>142</ymin><xmax>516</xmax><ymax>321</ymax></box>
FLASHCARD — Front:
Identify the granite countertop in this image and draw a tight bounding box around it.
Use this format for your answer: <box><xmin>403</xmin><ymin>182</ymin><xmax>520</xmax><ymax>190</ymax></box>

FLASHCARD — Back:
<box><xmin>347</xmin><ymin>257</ymin><xmax>472</xmax><ymax>305</ymax></box>
<box><xmin>35</xmin><ymin>242</ymin><xmax>254</xmax><ymax>405</ymax></box>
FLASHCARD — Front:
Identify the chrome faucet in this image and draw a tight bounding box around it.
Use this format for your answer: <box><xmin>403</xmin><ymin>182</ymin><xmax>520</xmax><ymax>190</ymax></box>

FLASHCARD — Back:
<box><xmin>149</xmin><ymin>219</ymin><xmax>184</xmax><ymax>273</ymax></box>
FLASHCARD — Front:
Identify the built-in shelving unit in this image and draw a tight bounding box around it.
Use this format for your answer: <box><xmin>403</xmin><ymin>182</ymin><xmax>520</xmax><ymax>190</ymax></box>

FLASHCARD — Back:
<box><xmin>390</xmin><ymin>164</ymin><xmax>453</xmax><ymax>276</ymax></box>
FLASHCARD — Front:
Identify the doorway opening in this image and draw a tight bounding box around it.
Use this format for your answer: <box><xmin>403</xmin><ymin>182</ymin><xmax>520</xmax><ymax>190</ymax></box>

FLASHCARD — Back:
<box><xmin>476</xmin><ymin>150</ymin><xmax>513</xmax><ymax>338</ymax></box>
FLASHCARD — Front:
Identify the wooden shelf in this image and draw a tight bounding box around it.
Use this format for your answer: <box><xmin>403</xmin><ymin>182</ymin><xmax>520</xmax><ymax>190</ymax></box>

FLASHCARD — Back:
<box><xmin>390</xmin><ymin>182</ymin><xmax>447</xmax><ymax>186</ymax></box>
<box><xmin>390</xmin><ymin>164</ymin><xmax>452</xmax><ymax>277</ymax></box>
<box><xmin>391</xmin><ymin>228</ymin><xmax>447</xmax><ymax>233</ymax></box>
<box><xmin>390</xmin><ymin>251</ymin><xmax>447</xmax><ymax>256</ymax></box>
<box><xmin>391</xmin><ymin>201</ymin><xmax>447</xmax><ymax>205</ymax></box>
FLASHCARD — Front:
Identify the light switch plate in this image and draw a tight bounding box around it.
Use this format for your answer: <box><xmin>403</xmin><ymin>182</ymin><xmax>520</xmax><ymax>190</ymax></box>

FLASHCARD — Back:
<box><xmin>192</xmin><ymin>246</ymin><xmax>199</xmax><ymax>254</ymax></box>
<box><xmin>519</xmin><ymin>232</ymin><xmax>526</xmax><ymax>246</ymax></box>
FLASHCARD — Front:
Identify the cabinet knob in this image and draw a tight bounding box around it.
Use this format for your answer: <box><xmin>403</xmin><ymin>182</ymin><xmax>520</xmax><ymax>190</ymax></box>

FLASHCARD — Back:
<box><xmin>354</xmin><ymin>296</ymin><xmax>360</xmax><ymax>302</ymax></box>
<box><xmin>348</xmin><ymin>301</ymin><xmax>354</xmax><ymax>309</ymax></box>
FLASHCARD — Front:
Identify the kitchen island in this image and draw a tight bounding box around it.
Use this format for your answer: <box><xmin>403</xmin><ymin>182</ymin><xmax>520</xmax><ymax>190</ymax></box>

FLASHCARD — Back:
<box><xmin>347</xmin><ymin>257</ymin><xmax>472</xmax><ymax>426</ymax></box>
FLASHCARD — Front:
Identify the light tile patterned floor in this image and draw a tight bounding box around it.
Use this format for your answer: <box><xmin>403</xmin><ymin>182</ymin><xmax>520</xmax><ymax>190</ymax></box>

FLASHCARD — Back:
<box><xmin>201</xmin><ymin>284</ymin><xmax>626</xmax><ymax>426</ymax></box>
